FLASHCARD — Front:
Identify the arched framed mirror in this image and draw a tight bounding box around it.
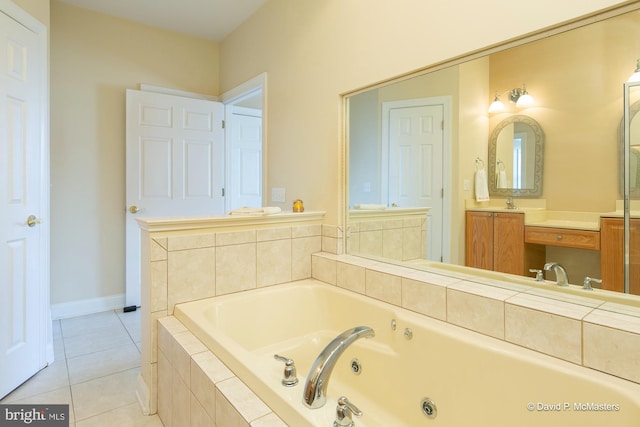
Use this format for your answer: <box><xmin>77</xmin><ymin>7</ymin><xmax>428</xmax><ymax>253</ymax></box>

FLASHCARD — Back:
<box><xmin>488</xmin><ymin>115</ymin><xmax>544</xmax><ymax>197</ymax></box>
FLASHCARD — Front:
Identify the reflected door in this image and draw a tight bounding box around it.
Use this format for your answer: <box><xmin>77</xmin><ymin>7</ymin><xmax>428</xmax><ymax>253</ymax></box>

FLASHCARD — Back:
<box><xmin>388</xmin><ymin>104</ymin><xmax>444</xmax><ymax>261</ymax></box>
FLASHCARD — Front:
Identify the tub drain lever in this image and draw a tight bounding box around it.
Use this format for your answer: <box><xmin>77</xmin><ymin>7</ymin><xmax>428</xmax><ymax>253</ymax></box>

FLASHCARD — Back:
<box><xmin>334</xmin><ymin>396</ymin><xmax>362</xmax><ymax>427</ymax></box>
<box><xmin>273</xmin><ymin>354</ymin><xmax>298</xmax><ymax>387</ymax></box>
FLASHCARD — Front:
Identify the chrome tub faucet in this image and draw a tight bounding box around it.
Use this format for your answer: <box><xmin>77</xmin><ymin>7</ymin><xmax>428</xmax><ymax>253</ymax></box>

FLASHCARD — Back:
<box><xmin>544</xmin><ymin>262</ymin><xmax>569</xmax><ymax>286</ymax></box>
<box><xmin>302</xmin><ymin>326</ymin><xmax>375</xmax><ymax>409</ymax></box>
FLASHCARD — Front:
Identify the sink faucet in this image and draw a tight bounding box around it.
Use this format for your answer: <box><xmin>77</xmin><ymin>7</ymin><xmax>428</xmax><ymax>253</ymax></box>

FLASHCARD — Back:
<box><xmin>302</xmin><ymin>326</ymin><xmax>375</xmax><ymax>409</ymax></box>
<box><xmin>505</xmin><ymin>196</ymin><xmax>517</xmax><ymax>209</ymax></box>
<box><xmin>543</xmin><ymin>262</ymin><xmax>569</xmax><ymax>286</ymax></box>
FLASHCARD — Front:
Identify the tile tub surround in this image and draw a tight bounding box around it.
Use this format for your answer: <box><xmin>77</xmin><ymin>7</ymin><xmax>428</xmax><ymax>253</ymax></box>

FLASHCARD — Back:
<box><xmin>311</xmin><ymin>252</ymin><xmax>640</xmax><ymax>385</ymax></box>
<box><xmin>137</xmin><ymin>213</ymin><xmax>328</xmax><ymax>415</ymax></box>
<box><xmin>157</xmin><ymin>316</ymin><xmax>286</xmax><ymax>427</ymax></box>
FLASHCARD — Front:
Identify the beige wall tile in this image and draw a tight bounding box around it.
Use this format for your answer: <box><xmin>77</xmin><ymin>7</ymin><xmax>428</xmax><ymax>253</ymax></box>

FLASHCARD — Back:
<box><xmin>311</xmin><ymin>254</ymin><xmax>337</xmax><ymax>285</ymax></box>
<box><xmin>291</xmin><ymin>224</ymin><xmax>321</xmax><ymax>238</ymax></box>
<box><xmin>251</xmin><ymin>413</ymin><xmax>287</xmax><ymax>427</ymax></box>
<box><xmin>365</xmin><ymin>269</ymin><xmax>401</xmax><ymax>305</ymax></box>
<box><xmin>216</xmin><ymin>377</ymin><xmax>271</xmax><ymax>424</ymax></box>
<box><xmin>583</xmin><ymin>322</ymin><xmax>640</xmax><ymax>383</ymax></box>
<box><xmin>157</xmin><ymin>350</ymin><xmax>172</xmax><ymax>427</ymax></box>
<box><xmin>505</xmin><ymin>304</ymin><xmax>582</xmax><ymax>364</ymax></box>
<box><xmin>402</xmin><ymin>277</ymin><xmax>447</xmax><ymax>320</ymax></box>
<box><xmin>168</xmin><ymin>248</ymin><xmax>216</xmax><ymax>312</ymax></box>
<box><xmin>257</xmin><ymin>227</ymin><xmax>291</xmax><ymax>242</ymax></box>
<box><xmin>215</xmin><ymin>389</ymin><xmax>250</xmax><ymax>427</ymax></box>
<box><xmin>190</xmin><ymin>393</ymin><xmax>215</xmax><ymax>427</ymax></box>
<box><xmin>402</xmin><ymin>226</ymin><xmax>423</xmax><ymax>260</ymax></box>
<box><xmin>292</xmin><ymin>236</ymin><xmax>321</xmax><ymax>280</ymax></box>
<box><xmin>150</xmin><ymin>260</ymin><xmax>167</xmax><ymax>312</ymax></box>
<box><xmin>151</xmin><ymin>239</ymin><xmax>168</xmax><ymax>261</ymax></box>
<box><xmin>216</xmin><ymin>243</ymin><xmax>257</xmax><ymax>295</ymax></box>
<box><xmin>257</xmin><ymin>239</ymin><xmax>292</xmax><ymax>287</ymax></box>
<box><xmin>158</xmin><ymin>317</ymin><xmax>187</xmax><ymax>358</ymax></box>
<box><xmin>446</xmin><ymin>288</ymin><xmax>505</xmax><ymax>339</ymax></box>
<box><xmin>172</xmin><ymin>374</ymin><xmax>190</xmax><ymax>427</ymax></box>
<box><xmin>168</xmin><ymin>233</ymin><xmax>216</xmax><ymax>251</ymax></box>
<box><xmin>172</xmin><ymin>331</ymin><xmax>208</xmax><ymax>387</ymax></box>
<box><xmin>217</xmin><ymin>230</ymin><xmax>256</xmax><ymax>246</ymax></box>
<box><xmin>337</xmin><ymin>261</ymin><xmax>366</xmax><ymax>294</ymax></box>
<box><xmin>382</xmin><ymin>228</ymin><xmax>403</xmax><ymax>260</ymax></box>
<box><xmin>359</xmin><ymin>230</ymin><xmax>383</xmax><ymax>257</ymax></box>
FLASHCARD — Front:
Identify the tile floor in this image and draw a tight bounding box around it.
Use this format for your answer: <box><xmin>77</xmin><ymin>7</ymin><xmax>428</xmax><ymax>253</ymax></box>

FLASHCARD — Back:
<box><xmin>1</xmin><ymin>309</ymin><xmax>163</xmax><ymax>426</ymax></box>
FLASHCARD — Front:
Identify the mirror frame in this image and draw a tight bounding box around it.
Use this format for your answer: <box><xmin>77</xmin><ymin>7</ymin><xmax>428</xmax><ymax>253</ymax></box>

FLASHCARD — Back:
<box><xmin>488</xmin><ymin>115</ymin><xmax>544</xmax><ymax>197</ymax></box>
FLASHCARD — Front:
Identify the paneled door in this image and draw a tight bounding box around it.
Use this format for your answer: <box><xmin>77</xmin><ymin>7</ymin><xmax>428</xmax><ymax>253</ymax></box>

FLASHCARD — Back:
<box><xmin>125</xmin><ymin>90</ymin><xmax>225</xmax><ymax>308</ymax></box>
<box><xmin>0</xmin><ymin>4</ymin><xmax>49</xmax><ymax>399</ymax></box>
<box><xmin>386</xmin><ymin>101</ymin><xmax>446</xmax><ymax>262</ymax></box>
<box><xmin>227</xmin><ymin>106</ymin><xmax>262</xmax><ymax>210</ymax></box>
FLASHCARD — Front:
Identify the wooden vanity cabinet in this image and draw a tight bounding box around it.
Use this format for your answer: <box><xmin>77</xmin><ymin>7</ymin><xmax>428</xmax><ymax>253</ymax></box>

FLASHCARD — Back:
<box><xmin>600</xmin><ymin>217</ymin><xmax>640</xmax><ymax>294</ymax></box>
<box><xmin>465</xmin><ymin>211</ymin><xmax>544</xmax><ymax>275</ymax></box>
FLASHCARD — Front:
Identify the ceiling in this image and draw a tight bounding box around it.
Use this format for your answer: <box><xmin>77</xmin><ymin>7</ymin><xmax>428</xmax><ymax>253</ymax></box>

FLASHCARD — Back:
<box><xmin>56</xmin><ymin>0</ymin><xmax>268</xmax><ymax>41</ymax></box>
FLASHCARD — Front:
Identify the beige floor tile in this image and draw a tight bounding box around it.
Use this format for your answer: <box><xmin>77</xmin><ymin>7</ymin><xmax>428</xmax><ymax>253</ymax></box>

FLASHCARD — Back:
<box><xmin>71</xmin><ymin>368</ymin><xmax>139</xmax><ymax>421</ymax></box>
<box><xmin>1</xmin><ymin>359</ymin><xmax>70</xmax><ymax>403</ymax></box>
<box><xmin>63</xmin><ymin>326</ymin><xmax>133</xmax><ymax>359</ymax></box>
<box><xmin>75</xmin><ymin>402</ymin><xmax>163</xmax><ymax>427</ymax></box>
<box><xmin>67</xmin><ymin>342</ymin><xmax>141</xmax><ymax>385</ymax></box>
<box><xmin>117</xmin><ymin>310</ymin><xmax>142</xmax><ymax>344</ymax></box>
<box><xmin>61</xmin><ymin>311</ymin><xmax>123</xmax><ymax>338</ymax></box>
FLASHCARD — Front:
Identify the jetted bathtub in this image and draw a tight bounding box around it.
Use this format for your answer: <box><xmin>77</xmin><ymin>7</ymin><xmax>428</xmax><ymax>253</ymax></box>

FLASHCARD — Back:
<box><xmin>174</xmin><ymin>279</ymin><xmax>640</xmax><ymax>426</ymax></box>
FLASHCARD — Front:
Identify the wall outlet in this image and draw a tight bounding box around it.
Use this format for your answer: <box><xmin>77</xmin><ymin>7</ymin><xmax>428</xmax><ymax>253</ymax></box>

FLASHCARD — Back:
<box><xmin>463</xmin><ymin>179</ymin><xmax>471</xmax><ymax>191</ymax></box>
<box><xmin>271</xmin><ymin>187</ymin><xmax>286</xmax><ymax>202</ymax></box>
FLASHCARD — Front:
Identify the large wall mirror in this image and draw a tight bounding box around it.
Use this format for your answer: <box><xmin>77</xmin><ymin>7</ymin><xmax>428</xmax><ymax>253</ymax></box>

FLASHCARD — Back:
<box><xmin>345</xmin><ymin>4</ymin><xmax>640</xmax><ymax>299</ymax></box>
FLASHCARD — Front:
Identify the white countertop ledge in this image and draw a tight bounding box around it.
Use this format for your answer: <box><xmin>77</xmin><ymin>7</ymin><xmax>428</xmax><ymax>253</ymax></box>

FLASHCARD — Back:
<box><xmin>135</xmin><ymin>210</ymin><xmax>325</xmax><ymax>232</ymax></box>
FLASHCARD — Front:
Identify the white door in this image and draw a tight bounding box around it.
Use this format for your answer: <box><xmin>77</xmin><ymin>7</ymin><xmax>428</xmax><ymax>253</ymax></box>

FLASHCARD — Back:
<box><xmin>125</xmin><ymin>90</ymin><xmax>225</xmax><ymax>307</ymax></box>
<box><xmin>228</xmin><ymin>106</ymin><xmax>262</xmax><ymax>210</ymax></box>
<box><xmin>387</xmin><ymin>103</ymin><xmax>445</xmax><ymax>262</ymax></box>
<box><xmin>0</xmin><ymin>4</ymin><xmax>49</xmax><ymax>399</ymax></box>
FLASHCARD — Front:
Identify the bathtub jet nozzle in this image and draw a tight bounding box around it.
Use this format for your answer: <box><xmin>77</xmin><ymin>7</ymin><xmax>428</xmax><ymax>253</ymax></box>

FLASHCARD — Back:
<box><xmin>302</xmin><ymin>326</ymin><xmax>375</xmax><ymax>409</ymax></box>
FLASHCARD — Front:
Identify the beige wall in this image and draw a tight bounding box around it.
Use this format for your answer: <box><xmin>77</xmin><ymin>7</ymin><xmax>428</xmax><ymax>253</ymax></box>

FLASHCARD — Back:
<box><xmin>50</xmin><ymin>1</ymin><xmax>219</xmax><ymax>305</ymax></box>
<box><xmin>219</xmin><ymin>0</ymin><xmax>628</xmax><ymax>226</ymax></box>
<box><xmin>13</xmin><ymin>0</ymin><xmax>49</xmax><ymax>27</ymax></box>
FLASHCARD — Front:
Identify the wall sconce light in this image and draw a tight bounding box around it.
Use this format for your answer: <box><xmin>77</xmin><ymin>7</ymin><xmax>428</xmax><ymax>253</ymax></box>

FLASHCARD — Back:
<box><xmin>628</xmin><ymin>59</ymin><xmax>640</xmax><ymax>83</ymax></box>
<box><xmin>488</xmin><ymin>83</ymin><xmax>535</xmax><ymax>112</ymax></box>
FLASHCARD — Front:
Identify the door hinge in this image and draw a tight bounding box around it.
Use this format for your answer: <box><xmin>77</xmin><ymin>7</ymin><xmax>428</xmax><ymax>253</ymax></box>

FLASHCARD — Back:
<box><xmin>222</xmin><ymin>120</ymin><xmax>225</xmax><ymax>129</ymax></box>
<box><xmin>441</xmin><ymin>120</ymin><xmax>444</xmax><ymax>130</ymax></box>
<box><xmin>221</xmin><ymin>188</ymin><xmax>225</xmax><ymax>197</ymax></box>
<box><xmin>441</xmin><ymin>188</ymin><xmax>444</xmax><ymax>197</ymax></box>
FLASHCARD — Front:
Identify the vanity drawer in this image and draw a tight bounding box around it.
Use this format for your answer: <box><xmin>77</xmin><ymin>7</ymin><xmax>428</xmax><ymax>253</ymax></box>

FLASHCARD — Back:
<box><xmin>524</xmin><ymin>226</ymin><xmax>600</xmax><ymax>250</ymax></box>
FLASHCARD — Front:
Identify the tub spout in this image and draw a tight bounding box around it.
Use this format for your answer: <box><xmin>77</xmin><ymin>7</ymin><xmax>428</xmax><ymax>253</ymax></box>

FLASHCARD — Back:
<box><xmin>303</xmin><ymin>326</ymin><xmax>375</xmax><ymax>409</ymax></box>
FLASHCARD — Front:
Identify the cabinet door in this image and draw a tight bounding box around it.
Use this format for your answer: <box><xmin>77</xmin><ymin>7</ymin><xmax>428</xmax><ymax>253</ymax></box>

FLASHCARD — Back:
<box><xmin>601</xmin><ymin>217</ymin><xmax>640</xmax><ymax>294</ymax></box>
<box><xmin>600</xmin><ymin>218</ymin><xmax>624</xmax><ymax>292</ymax></box>
<box><xmin>493</xmin><ymin>212</ymin><xmax>525</xmax><ymax>275</ymax></box>
<box><xmin>465</xmin><ymin>211</ymin><xmax>493</xmax><ymax>270</ymax></box>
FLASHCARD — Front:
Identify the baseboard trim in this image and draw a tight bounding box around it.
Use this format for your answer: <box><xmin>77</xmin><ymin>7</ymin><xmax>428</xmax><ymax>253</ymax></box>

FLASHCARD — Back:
<box><xmin>50</xmin><ymin>294</ymin><xmax>125</xmax><ymax>320</ymax></box>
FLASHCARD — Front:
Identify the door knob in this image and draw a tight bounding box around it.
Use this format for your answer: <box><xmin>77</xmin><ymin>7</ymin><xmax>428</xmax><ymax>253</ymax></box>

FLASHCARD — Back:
<box><xmin>27</xmin><ymin>215</ymin><xmax>42</xmax><ymax>227</ymax></box>
<box><xmin>129</xmin><ymin>205</ymin><xmax>145</xmax><ymax>214</ymax></box>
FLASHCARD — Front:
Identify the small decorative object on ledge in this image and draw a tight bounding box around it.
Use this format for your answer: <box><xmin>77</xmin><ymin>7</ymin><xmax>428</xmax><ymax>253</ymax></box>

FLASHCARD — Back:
<box><xmin>293</xmin><ymin>199</ymin><xmax>304</xmax><ymax>212</ymax></box>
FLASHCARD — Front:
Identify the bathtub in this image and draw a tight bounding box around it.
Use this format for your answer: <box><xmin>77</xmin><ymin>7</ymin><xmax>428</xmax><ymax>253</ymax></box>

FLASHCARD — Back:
<box><xmin>174</xmin><ymin>279</ymin><xmax>640</xmax><ymax>427</ymax></box>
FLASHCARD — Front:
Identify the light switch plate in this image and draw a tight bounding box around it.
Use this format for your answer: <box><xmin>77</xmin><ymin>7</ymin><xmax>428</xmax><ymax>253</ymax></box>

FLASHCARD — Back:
<box><xmin>272</xmin><ymin>187</ymin><xmax>286</xmax><ymax>202</ymax></box>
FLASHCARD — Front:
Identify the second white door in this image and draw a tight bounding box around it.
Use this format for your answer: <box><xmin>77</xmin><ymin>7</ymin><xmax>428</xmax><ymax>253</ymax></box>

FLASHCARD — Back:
<box><xmin>125</xmin><ymin>90</ymin><xmax>225</xmax><ymax>307</ymax></box>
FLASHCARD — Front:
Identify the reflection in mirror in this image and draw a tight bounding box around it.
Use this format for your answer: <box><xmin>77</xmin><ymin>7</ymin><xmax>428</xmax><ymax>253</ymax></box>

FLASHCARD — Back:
<box><xmin>620</xmin><ymin>100</ymin><xmax>640</xmax><ymax>198</ymax></box>
<box><xmin>488</xmin><ymin>115</ymin><xmax>543</xmax><ymax>196</ymax></box>
<box><xmin>345</xmin><ymin>5</ymin><xmax>640</xmax><ymax>304</ymax></box>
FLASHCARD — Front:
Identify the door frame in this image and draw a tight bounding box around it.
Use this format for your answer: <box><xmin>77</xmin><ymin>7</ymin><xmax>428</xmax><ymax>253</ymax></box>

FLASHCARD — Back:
<box><xmin>381</xmin><ymin>96</ymin><xmax>452</xmax><ymax>262</ymax></box>
<box><xmin>220</xmin><ymin>73</ymin><xmax>267</xmax><ymax>212</ymax></box>
<box><xmin>0</xmin><ymin>0</ymin><xmax>52</xmax><ymax>365</ymax></box>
